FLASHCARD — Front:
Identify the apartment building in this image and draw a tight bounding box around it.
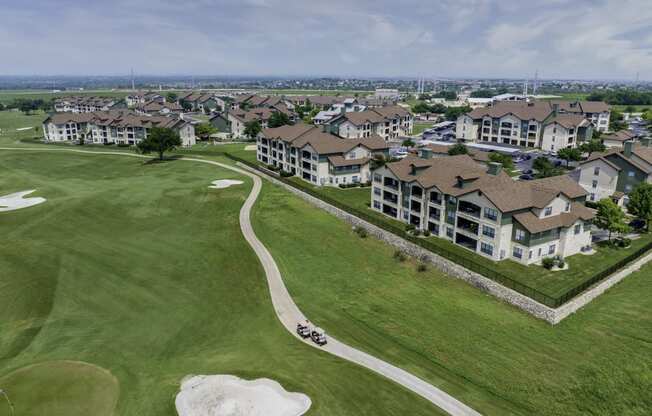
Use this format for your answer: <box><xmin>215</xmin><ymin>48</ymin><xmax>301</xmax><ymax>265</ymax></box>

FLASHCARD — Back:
<box><xmin>227</xmin><ymin>108</ymin><xmax>294</xmax><ymax>138</ymax></box>
<box><xmin>126</xmin><ymin>91</ymin><xmax>165</xmax><ymax>107</ymax></box>
<box><xmin>326</xmin><ymin>105</ymin><xmax>414</xmax><ymax>141</ymax></box>
<box><xmin>549</xmin><ymin>100</ymin><xmax>611</xmax><ymax>133</ymax></box>
<box><xmin>257</xmin><ymin>124</ymin><xmax>390</xmax><ymax>186</ymax></box>
<box><xmin>577</xmin><ymin>139</ymin><xmax>652</xmax><ymax>205</ymax></box>
<box><xmin>602</xmin><ymin>130</ymin><xmax>638</xmax><ymax>148</ymax></box>
<box><xmin>177</xmin><ymin>92</ymin><xmax>220</xmax><ymax>113</ymax></box>
<box><xmin>313</xmin><ymin>98</ymin><xmax>367</xmax><ymax>125</ymax></box>
<box><xmin>136</xmin><ymin>100</ymin><xmax>183</xmax><ymax>115</ymax></box>
<box><xmin>53</xmin><ymin>96</ymin><xmax>117</xmax><ymax>113</ymax></box>
<box><xmin>457</xmin><ymin>101</ymin><xmax>597</xmax><ymax>151</ymax></box>
<box><xmin>371</xmin><ymin>155</ymin><xmax>594</xmax><ymax>264</ymax></box>
<box><xmin>42</xmin><ymin>110</ymin><xmax>196</xmax><ymax>146</ymax></box>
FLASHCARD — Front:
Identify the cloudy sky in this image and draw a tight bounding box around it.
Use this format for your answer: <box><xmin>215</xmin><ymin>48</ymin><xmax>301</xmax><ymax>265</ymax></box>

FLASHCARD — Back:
<box><xmin>1</xmin><ymin>0</ymin><xmax>651</xmax><ymax>79</ymax></box>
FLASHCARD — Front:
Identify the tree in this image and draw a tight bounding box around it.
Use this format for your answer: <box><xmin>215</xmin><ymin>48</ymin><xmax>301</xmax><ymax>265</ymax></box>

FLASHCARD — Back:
<box><xmin>371</xmin><ymin>153</ymin><xmax>388</xmax><ymax>170</ymax></box>
<box><xmin>0</xmin><ymin>102</ymin><xmax>5</xmax><ymax>111</ymax></box>
<box><xmin>412</xmin><ymin>102</ymin><xmax>431</xmax><ymax>114</ymax></box>
<box><xmin>488</xmin><ymin>152</ymin><xmax>514</xmax><ymax>170</ymax></box>
<box><xmin>593</xmin><ymin>198</ymin><xmax>630</xmax><ymax>241</ymax></box>
<box><xmin>268</xmin><ymin>111</ymin><xmax>291</xmax><ymax>128</ymax></box>
<box><xmin>627</xmin><ymin>182</ymin><xmax>652</xmax><ymax>232</ymax></box>
<box><xmin>402</xmin><ymin>139</ymin><xmax>415</xmax><ymax>147</ymax></box>
<box><xmin>433</xmin><ymin>90</ymin><xmax>457</xmax><ymax>100</ymax></box>
<box><xmin>444</xmin><ymin>105</ymin><xmax>472</xmax><ymax>121</ymax></box>
<box><xmin>533</xmin><ymin>156</ymin><xmax>553</xmax><ymax>172</ymax></box>
<box><xmin>180</xmin><ymin>100</ymin><xmax>193</xmax><ymax>112</ymax></box>
<box><xmin>579</xmin><ymin>139</ymin><xmax>606</xmax><ymax>157</ymax></box>
<box><xmin>166</xmin><ymin>92</ymin><xmax>178</xmax><ymax>102</ymax></box>
<box><xmin>448</xmin><ymin>143</ymin><xmax>468</xmax><ymax>155</ymax></box>
<box><xmin>557</xmin><ymin>147</ymin><xmax>582</xmax><ymax>167</ymax></box>
<box><xmin>136</xmin><ymin>127</ymin><xmax>181</xmax><ymax>161</ymax></box>
<box><xmin>195</xmin><ymin>123</ymin><xmax>217</xmax><ymax>141</ymax></box>
<box><xmin>243</xmin><ymin>120</ymin><xmax>262</xmax><ymax>140</ymax></box>
<box><xmin>610</xmin><ymin>110</ymin><xmax>625</xmax><ymax>132</ymax></box>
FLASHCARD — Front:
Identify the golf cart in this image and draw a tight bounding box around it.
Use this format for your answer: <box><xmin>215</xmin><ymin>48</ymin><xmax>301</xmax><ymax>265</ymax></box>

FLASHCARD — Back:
<box><xmin>296</xmin><ymin>321</ymin><xmax>311</xmax><ymax>338</ymax></box>
<box><xmin>311</xmin><ymin>327</ymin><xmax>327</xmax><ymax>346</ymax></box>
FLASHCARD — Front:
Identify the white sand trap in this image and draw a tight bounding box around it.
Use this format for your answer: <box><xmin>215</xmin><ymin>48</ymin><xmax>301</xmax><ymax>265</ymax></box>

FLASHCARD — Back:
<box><xmin>0</xmin><ymin>190</ymin><xmax>46</xmax><ymax>212</ymax></box>
<box><xmin>209</xmin><ymin>179</ymin><xmax>243</xmax><ymax>189</ymax></box>
<box><xmin>244</xmin><ymin>145</ymin><xmax>257</xmax><ymax>151</ymax></box>
<box><xmin>175</xmin><ymin>375</ymin><xmax>311</xmax><ymax>416</ymax></box>
<box><xmin>16</xmin><ymin>127</ymin><xmax>32</xmax><ymax>131</ymax></box>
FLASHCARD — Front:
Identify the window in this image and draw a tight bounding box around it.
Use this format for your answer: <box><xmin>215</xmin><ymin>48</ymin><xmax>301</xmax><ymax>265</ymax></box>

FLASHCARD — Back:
<box><xmin>590</xmin><ymin>193</ymin><xmax>596</xmax><ymax>201</ymax></box>
<box><xmin>548</xmin><ymin>244</ymin><xmax>556</xmax><ymax>255</ymax></box>
<box><xmin>565</xmin><ymin>202</ymin><xmax>571</xmax><ymax>212</ymax></box>
<box><xmin>446</xmin><ymin>227</ymin><xmax>454</xmax><ymax>238</ymax></box>
<box><xmin>448</xmin><ymin>196</ymin><xmax>457</xmax><ymax>204</ymax></box>
<box><xmin>574</xmin><ymin>224</ymin><xmax>581</xmax><ymax>235</ymax></box>
<box><xmin>513</xmin><ymin>246</ymin><xmax>523</xmax><ymax>259</ymax></box>
<box><xmin>373</xmin><ymin>187</ymin><xmax>381</xmax><ymax>196</ymax></box>
<box><xmin>594</xmin><ymin>166</ymin><xmax>600</xmax><ymax>176</ymax></box>
<box><xmin>544</xmin><ymin>206</ymin><xmax>553</xmax><ymax>216</ymax></box>
<box><xmin>515</xmin><ymin>229</ymin><xmax>526</xmax><ymax>241</ymax></box>
<box><xmin>592</xmin><ymin>180</ymin><xmax>598</xmax><ymax>189</ymax></box>
<box><xmin>625</xmin><ymin>184</ymin><xmax>633</xmax><ymax>192</ymax></box>
<box><xmin>484</xmin><ymin>207</ymin><xmax>498</xmax><ymax>221</ymax></box>
<box><xmin>628</xmin><ymin>171</ymin><xmax>635</xmax><ymax>177</ymax></box>
<box><xmin>480</xmin><ymin>242</ymin><xmax>494</xmax><ymax>256</ymax></box>
<box><xmin>482</xmin><ymin>225</ymin><xmax>495</xmax><ymax>239</ymax></box>
<box><xmin>373</xmin><ymin>174</ymin><xmax>382</xmax><ymax>183</ymax></box>
<box><xmin>447</xmin><ymin>211</ymin><xmax>455</xmax><ymax>222</ymax></box>
<box><xmin>429</xmin><ymin>207</ymin><xmax>441</xmax><ymax>219</ymax></box>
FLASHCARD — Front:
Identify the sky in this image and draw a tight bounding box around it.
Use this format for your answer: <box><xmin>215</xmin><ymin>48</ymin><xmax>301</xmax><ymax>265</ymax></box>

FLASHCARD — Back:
<box><xmin>1</xmin><ymin>0</ymin><xmax>651</xmax><ymax>80</ymax></box>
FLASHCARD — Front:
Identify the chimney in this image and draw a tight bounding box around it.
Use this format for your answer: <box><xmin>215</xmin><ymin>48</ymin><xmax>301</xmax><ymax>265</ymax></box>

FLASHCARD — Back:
<box><xmin>488</xmin><ymin>162</ymin><xmax>503</xmax><ymax>176</ymax></box>
<box><xmin>420</xmin><ymin>149</ymin><xmax>432</xmax><ymax>159</ymax></box>
<box><xmin>322</xmin><ymin>123</ymin><xmax>329</xmax><ymax>133</ymax></box>
<box><xmin>552</xmin><ymin>103</ymin><xmax>559</xmax><ymax>115</ymax></box>
<box><xmin>623</xmin><ymin>140</ymin><xmax>634</xmax><ymax>158</ymax></box>
<box><xmin>410</xmin><ymin>164</ymin><xmax>417</xmax><ymax>175</ymax></box>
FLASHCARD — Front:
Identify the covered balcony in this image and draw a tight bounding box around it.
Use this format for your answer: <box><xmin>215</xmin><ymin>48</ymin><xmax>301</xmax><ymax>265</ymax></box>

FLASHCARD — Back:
<box><xmin>458</xmin><ymin>200</ymin><xmax>481</xmax><ymax>218</ymax></box>
<box><xmin>383</xmin><ymin>177</ymin><xmax>399</xmax><ymax>190</ymax></box>
<box><xmin>457</xmin><ymin>216</ymin><xmax>479</xmax><ymax>235</ymax></box>
<box><xmin>455</xmin><ymin>233</ymin><xmax>478</xmax><ymax>252</ymax></box>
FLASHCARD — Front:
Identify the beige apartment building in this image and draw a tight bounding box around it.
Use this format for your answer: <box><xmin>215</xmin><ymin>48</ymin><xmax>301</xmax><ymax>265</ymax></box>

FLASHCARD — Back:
<box><xmin>43</xmin><ymin>110</ymin><xmax>196</xmax><ymax>146</ymax></box>
<box><xmin>53</xmin><ymin>96</ymin><xmax>116</xmax><ymax>113</ymax></box>
<box><xmin>371</xmin><ymin>155</ymin><xmax>594</xmax><ymax>264</ymax></box>
<box><xmin>257</xmin><ymin>124</ymin><xmax>389</xmax><ymax>186</ymax></box>
<box><xmin>326</xmin><ymin>105</ymin><xmax>414</xmax><ymax>141</ymax></box>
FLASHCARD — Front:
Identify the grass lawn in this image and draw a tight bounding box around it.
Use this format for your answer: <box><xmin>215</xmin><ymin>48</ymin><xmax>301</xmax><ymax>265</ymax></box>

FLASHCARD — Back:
<box><xmin>0</xmin><ymin>110</ymin><xmax>47</xmax><ymax>144</ymax></box>
<box><xmin>413</xmin><ymin>122</ymin><xmax>434</xmax><ymax>136</ymax></box>
<box><xmin>0</xmin><ymin>90</ymin><xmax>131</xmax><ymax>106</ymax></box>
<box><xmin>252</xmin><ymin>180</ymin><xmax>652</xmax><ymax>416</ymax></box>
<box><xmin>0</xmin><ymin>151</ymin><xmax>439</xmax><ymax>416</ymax></box>
<box><xmin>282</xmin><ymin>178</ymin><xmax>652</xmax><ymax>300</ymax></box>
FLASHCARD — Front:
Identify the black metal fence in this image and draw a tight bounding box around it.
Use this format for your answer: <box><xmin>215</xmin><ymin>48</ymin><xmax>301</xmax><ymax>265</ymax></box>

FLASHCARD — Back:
<box><xmin>225</xmin><ymin>153</ymin><xmax>652</xmax><ymax>308</ymax></box>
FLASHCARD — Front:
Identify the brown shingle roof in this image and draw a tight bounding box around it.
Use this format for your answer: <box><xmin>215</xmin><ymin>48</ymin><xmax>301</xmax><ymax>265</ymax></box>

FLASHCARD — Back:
<box><xmin>513</xmin><ymin>203</ymin><xmax>595</xmax><ymax>233</ymax></box>
<box><xmin>44</xmin><ymin>110</ymin><xmax>188</xmax><ymax>130</ymax></box>
<box><xmin>602</xmin><ymin>130</ymin><xmax>636</xmax><ymax>142</ymax></box>
<box><xmin>328</xmin><ymin>155</ymin><xmax>371</xmax><ymax>167</ymax></box>
<box><xmin>261</xmin><ymin>125</ymin><xmax>389</xmax><ymax>155</ymax></box>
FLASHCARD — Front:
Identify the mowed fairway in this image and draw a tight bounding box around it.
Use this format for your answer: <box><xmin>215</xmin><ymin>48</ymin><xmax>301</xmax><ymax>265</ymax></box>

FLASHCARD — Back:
<box><xmin>252</xmin><ymin>181</ymin><xmax>652</xmax><ymax>416</ymax></box>
<box><xmin>0</xmin><ymin>151</ymin><xmax>440</xmax><ymax>416</ymax></box>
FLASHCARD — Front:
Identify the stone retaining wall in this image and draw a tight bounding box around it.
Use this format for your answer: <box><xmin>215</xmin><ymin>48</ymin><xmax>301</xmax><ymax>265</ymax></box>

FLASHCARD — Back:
<box><xmin>238</xmin><ymin>163</ymin><xmax>651</xmax><ymax>324</ymax></box>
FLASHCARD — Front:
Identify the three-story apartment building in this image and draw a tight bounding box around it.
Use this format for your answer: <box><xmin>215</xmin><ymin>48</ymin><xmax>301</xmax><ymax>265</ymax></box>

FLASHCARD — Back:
<box><xmin>577</xmin><ymin>139</ymin><xmax>652</xmax><ymax>204</ymax></box>
<box><xmin>42</xmin><ymin>110</ymin><xmax>196</xmax><ymax>146</ymax></box>
<box><xmin>371</xmin><ymin>155</ymin><xmax>594</xmax><ymax>264</ymax></box>
<box><xmin>53</xmin><ymin>96</ymin><xmax>117</xmax><ymax>113</ymax></box>
<box><xmin>257</xmin><ymin>124</ymin><xmax>389</xmax><ymax>186</ymax></box>
<box><xmin>457</xmin><ymin>100</ymin><xmax>602</xmax><ymax>151</ymax></box>
<box><xmin>326</xmin><ymin>105</ymin><xmax>414</xmax><ymax>141</ymax></box>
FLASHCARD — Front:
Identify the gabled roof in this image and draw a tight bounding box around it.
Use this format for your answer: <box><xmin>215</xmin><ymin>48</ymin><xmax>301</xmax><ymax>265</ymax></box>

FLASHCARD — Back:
<box><xmin>602</xmin><ymin>130</ymin><xmax>637</xmax><ymax>142</ymax></box>
<box><xmin>261</xmin><ymin>125</ymin><xmax>389</xmax><ymax>155</ymax></box>
<box><xmin>332</xmin><ymin>105</ymin><xmax>411</xmax><ymax>126</ymax></box>
<box><xmin>547</xmin><ymin>113</ymin><xmax>591</xmax><ymax>129</ymax></box>
<box><xmin>44</xmin><ymin>110</ymin><xmax>189</xmax><ymax>130</ymax></box>
<box><xmin>582</xmin><ymin>146</ymin><xmax>652</xmax><ymax>174</ymax></box>
<box><xmin>513</xmin><ymin>202</ymin><xmax>595</xmax><ymax>233</ymax></box>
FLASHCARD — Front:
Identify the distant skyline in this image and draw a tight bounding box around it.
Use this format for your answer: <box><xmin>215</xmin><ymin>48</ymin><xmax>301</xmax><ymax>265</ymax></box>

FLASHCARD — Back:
<box><xmin>1</xmin><ymin>0</ymin><xmax>651</xmax><ymax>80</ymax></box>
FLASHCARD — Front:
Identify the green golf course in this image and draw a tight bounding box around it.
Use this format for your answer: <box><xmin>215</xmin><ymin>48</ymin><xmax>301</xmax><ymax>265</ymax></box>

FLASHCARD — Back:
<box><xmin>0</xmin><ymin>151</ymin><xmax>440</xmax><ymax>416</ymax></box>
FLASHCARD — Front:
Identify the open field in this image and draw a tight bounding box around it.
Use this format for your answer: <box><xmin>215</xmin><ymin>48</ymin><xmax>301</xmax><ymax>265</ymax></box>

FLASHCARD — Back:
<box><xmin>278</xmin><ymin>173</ymin><xmax>652</xmax><ymax>299</ymax></box>
<box><xmin>0</xmin><ymin>151</ymin><xmax>439</xmax><ymax>416</ymax></box>
<box><xmin>252</xmin><ymin>180</ymin><xmax>652</xmax><ymax>416</ymax></box>
<box><xmin>0</xmin><ymin>90</ymin><xmax>132</xmax><ymax>105</ymax></box>
<box><xmin>259</xmin><ymin>89</ymin><xmax>373</xmax><ymax>96</ymax></box>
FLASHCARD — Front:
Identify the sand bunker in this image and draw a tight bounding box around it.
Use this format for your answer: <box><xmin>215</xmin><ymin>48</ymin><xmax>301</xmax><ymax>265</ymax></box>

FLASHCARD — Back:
<box><xmin>175</xmin><ymin>375</ymin><xmax>311</xmax><ymax>416</ymax></box>
<box><xmin>209</xmin><ymin>179</ymin><xmax>243</xmax><ymax>189</ymax></box>
<box><xmin>16</xmin><ymin>127</ymin><xmax>32</xmax><ymax>131</ymax></box>
<box><xmin>244</xmin><ymin>145</ymin><xmax>257</xmax><ymax>151</ymax></box>
<box><xmin>0</xmin><ymin>190</ymin><xmax>46</xmax><ymax>212</ymax></box>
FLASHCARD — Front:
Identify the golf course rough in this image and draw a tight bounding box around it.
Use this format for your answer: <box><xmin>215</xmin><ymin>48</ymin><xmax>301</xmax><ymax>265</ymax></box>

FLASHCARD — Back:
<box><xmin>0</xmin><ymin>361</ymin><xmax>119</xmax><ymax>416</ymax></box>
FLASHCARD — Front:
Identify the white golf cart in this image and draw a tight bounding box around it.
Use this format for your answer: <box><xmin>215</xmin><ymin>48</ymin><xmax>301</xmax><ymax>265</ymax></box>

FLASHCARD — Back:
<box><xmin>296</xmin><ymin>321</ymin><xmax>311</xmax><ymax>338</ymax></box>
<box><xmin>310</xmin><ymin>327</ymin><xmax>327</xmax><ymax>346</ymax></box>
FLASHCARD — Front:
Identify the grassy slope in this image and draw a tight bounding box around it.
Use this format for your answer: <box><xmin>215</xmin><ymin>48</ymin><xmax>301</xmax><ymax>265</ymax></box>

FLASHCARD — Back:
<box><xmin>0</xmin><ymin>152</ymin><xmax>439</xmax><ymax>416</ymax></box>
<box><xmin>252</xmin><ymin>181</ymin><xmax>652</xmax><ymax>416</ymax></box>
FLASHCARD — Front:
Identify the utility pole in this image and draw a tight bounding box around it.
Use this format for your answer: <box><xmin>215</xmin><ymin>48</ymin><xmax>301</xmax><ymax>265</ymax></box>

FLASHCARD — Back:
<box><xmin>533</xmin><ymin>69</ymin><xmax>538</xmax><ymax>95</ymax></box>
<box><xmin>130</xmin><ymin>68</ymin><xmax>135</xmax><ymax>91</ymax></box>
<box><xmin>0</xmin><ymin>389</ymin><xmax>15</xmax><ymax>416</ymax></box>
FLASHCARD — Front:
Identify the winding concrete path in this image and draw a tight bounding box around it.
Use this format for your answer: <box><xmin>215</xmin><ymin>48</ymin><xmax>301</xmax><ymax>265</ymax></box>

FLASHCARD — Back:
<box><xmin>0</xmin><ymin>147</ymin><xmax>481</xmax><ymax>416</ymax></box>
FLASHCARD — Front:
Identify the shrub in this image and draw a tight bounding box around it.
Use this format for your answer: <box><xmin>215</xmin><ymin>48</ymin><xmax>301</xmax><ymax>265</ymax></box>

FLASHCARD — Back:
<box><xmin>542</xmin><ymin>257</ymin><xmax>555</xmax><ymax>270</ymax></box>
<box><xmin>557</xmin><ymin>258</ymin><xmax>565</xmax><ymax>268</ymax></box>
<box><xmin>279</xmin><ymin>170</ymin><xmax>293</xmax><ymax>177</ymax></box>
<box><xmin>393</xmin><ymin>250</ymin><xmax>407</xmax><ymax>262</ymax></box>
<box><xmin>585</xmin><ymin>201</ymin><xmax>599</xmax><ymax>209</ymax></box>
<box><xmin>417</xmin><ymin>262</ymin><xmax>428</xmax><ymax>272</ymax></box>
<box><xmin>354</xmin><ymin>226</ymin><xmax>368</xmax><ymax>238</ymax></box>
<box><xmin>423</xmin><ymin>230</ymin><xmax>431</xmax><ymax>237</ymax></box>
<box><xmin>617</xmin><ymin>237</ymin><xmax>631</xmax><ymax>248</ymax></box>
<box><xmin>413</xmin><ymin>228</ymin><xmax>421</xmax><ymax>236</ymax></box>
<box><xmin>405</xmin><ymin>224</ymin><xmax>415</xmax><ymax>232</ymax></box>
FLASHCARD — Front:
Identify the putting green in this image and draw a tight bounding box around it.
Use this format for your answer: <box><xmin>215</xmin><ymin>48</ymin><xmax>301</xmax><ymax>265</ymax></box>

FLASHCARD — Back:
<box><xmin>0</xmin><ymin>361</ymin><xmax>118</xmax><ymax>416</ymax></box>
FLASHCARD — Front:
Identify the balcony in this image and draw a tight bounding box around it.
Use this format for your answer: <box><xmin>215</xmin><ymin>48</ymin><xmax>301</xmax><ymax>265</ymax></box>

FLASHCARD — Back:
<box><xmin>458</xmin><ymin>201</ymin><xmax>481</xmax><ymax>218</ymax></box>
<box><xmin>383</xmin><ymin>191</ymin><xmax>398</xmax><ymax>205</ymax></box>
<box><xmin>383</xmin><ymin>177</ymin><xmax>399</xmax><ymax>190</ymax></box>
<box><xmin>457</xmin><ymin>216</ymin><xmax>479</xmax><ymax>235</ymax></box>
<box><xmin>455</xmin><ymin>233</ymin><xmax>478</xmax><ymax>252</ymax></box>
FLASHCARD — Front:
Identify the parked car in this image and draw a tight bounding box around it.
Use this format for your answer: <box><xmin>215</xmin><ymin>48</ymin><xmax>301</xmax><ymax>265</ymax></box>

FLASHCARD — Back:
<box><xmin>296</xmin><ymin>322</ymin><xmax>311</xmax><ymax>338</ymax></box>
<box><xmin>629</xmin><ymin>219</ymin><xmax>646</xmax><ymax>230</ymax></box>
<box><xmin>523</xmin><ymin>169</ymin><xmax>534</xmax><ymax>175</ymax></box>
<box><xmin>519</xmin><ymin>174</ymin><xmax>534</xmax><ymax>181</ymax></box>
<box><xmin>310</xmin><ymin>327</ymin><xmax>327</xmax><ymax>346</ymax></box>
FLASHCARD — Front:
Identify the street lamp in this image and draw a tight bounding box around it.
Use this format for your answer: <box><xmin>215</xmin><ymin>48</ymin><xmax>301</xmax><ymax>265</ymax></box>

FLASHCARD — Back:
<box><xmin>0</xmin><ymin>389</ymin><xmax>15</xmax><ymax>416</ymax></box>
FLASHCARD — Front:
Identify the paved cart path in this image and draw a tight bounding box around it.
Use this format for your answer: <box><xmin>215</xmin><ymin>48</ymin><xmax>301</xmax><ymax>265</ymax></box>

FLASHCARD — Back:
<box><xmin>0</xmin><ymin>147</ymin><xmax>481</xmax><ymax>416</ymax></box>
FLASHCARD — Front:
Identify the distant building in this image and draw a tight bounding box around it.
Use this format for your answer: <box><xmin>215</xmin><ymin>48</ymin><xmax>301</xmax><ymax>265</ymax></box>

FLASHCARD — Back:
<box><xmin>371</xmin><ymin>155</ymin><xmax>594</xmax><ymax>264</ymax></box>
<box><xmin>257</xmin><ymin>124</ymin><xmax>390</xmax><ymax>186</ymax></box>
<box><xmin>126</xmin><ymin>91</ymin><xmax>165</xmax><ymax>107</ymax></box>
<box><xmin>313</xmin><ymin>98</ymin><xmax>367</xmax><ymax>125</ymax></box>
<box><xmin>136</xmin><ymin>100</ymin><xmax>183</xmax><ymax>115</ymax></box>
<box><xmin>601</xmin><ymin>130</ymin><xmax>639</xmax><ymax>148</ymax></box>
<box><xmin>42</xmin><ymin>110</ymin><xmax>195</xmax><ymax>146</ymax></box>
<box><xmin>374</xmin><ymin>89</ymin><xmax>400</xmax><ymax>100</ymax></box>
<box><xmin>177</xmin><ymin>92</ymin><xmax>220</xmax><ymax>113</ymax></box>
<box><xmin>577</xmin><ymin>139</ymin><xmax>652</xmax><ymax>205</ymax></box>
<box><xmin>457</xmin><ymin>100</ymin><xmax>605</xmax><ymax>151</ymax></box>
<box><xmin>326</xmin><ymin>105</ymin><xmax>414</xmax><ymax>141</ymax></box>
<box><xmin>53</xmin><ymin>96</ymin><xmax>117</xmax><ymax>113</ymax></box>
